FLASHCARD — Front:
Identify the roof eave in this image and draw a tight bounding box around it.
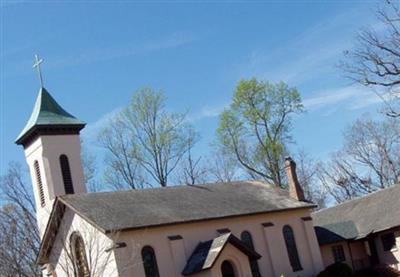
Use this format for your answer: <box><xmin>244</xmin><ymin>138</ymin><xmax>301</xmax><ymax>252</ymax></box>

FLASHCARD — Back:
<box><xmin>103</xmin><ymin>204</ymin><xmax>316</xmax><ymax>234</ymax></box>
<box><xmin>16</xmin><ymin>87</ymin><xmax>85</xmax><ymax>145</ymax></box>
<box><xmin>36</xmin><ymin>199</ymin><xmax>64</xmax><ymax>265</ymax></box>
<box><xmin>15</xmin><ymin>123</ymin><xmax>86</xmax><ymax>146</ymax></box>
<box><xmin>37</xmin><ymin>196</ymin><xmax>106</xmax><ymax>266</ymax></box>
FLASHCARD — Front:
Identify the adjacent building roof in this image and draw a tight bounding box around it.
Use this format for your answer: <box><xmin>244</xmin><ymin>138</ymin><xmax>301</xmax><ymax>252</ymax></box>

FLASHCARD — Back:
<box><xmin>312</xmin><ymin>184</ymin><xmax>400</xmax><ymax>245</ymax></box>
<box><xmin>15</xmin><ymin>87</ymin><xmax>85</xmax><ymax>145</ymax></box>
<box><xmin>59</xmin><ymin>180</ymin><xmax>315</xmax><ymax>233</ymax></box>
<box><xmin>182</xmin><ymin>232</ymin><xmax>261</xmax><ymax>276</ymax></box>
<box><xmin>314</xmin><ymin>221</ymin><xmax>358</xmax><ymax>245</ymax></box>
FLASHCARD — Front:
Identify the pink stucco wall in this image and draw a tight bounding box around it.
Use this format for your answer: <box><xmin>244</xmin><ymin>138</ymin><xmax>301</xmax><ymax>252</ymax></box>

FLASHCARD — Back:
<box><xmin>24</xmin><ymin>135</ymin><xmax>86</xmax><ymax>238</ymax></box>
<box><xmin>48</xmin><ymin>209</ymin><xmax>118</xmax><ymax>277</ymax></box>
<box><xmin>320</xmin><ymin>240</ymin><xmax>371</xmax><ymax>271</ymax></box>
<box><xmin>112</xmin><ymin>208</ymin><xmax>323</xmax><ymax>277</ymax></box>
<box><xmin>320</xmin><ymin>242</ymin><xmax>352</xmax><ymax>269</ymax></box>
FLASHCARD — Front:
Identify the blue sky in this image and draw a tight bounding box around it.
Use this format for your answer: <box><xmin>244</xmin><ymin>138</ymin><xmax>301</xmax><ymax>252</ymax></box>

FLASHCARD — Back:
<box><xmin>1</xmin><ymin>1</ymin><xmax>383</xmax><ymax>176</ymax></box>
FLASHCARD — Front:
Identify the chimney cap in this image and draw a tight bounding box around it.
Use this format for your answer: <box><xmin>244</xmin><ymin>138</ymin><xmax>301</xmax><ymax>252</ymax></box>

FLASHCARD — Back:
<box><xmin>284</xmin><ymin>156</ymin><xmax>295</xmax><ymax>166</ymax></box>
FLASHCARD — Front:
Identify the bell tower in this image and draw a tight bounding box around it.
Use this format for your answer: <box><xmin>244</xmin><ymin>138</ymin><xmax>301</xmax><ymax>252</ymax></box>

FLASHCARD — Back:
<box><xmin>16</xmin><ymin>56</ymin><xmax>86</xmax><ymax>236</ymax></box>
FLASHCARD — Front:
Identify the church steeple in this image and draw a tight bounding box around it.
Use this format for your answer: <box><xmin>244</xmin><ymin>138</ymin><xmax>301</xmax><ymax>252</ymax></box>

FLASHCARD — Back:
<box><xmin>16</xmin><ymin>56</ymin><xmax>87</xmax><ymax>237</ymax></box>
<box><xmin>15</xmin><ymin>87</ymin><xmax>85</xmax><ymax>146</ymax></box>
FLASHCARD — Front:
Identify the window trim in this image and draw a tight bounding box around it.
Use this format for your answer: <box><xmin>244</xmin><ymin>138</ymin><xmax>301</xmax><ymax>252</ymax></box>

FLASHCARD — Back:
<box><xmin>331</xmin><ymin>244</ymin><xmax>346</xmax><ymax>263</ymax></box>
<box><xmin>240</xmin><ymin>231</ymin><xmax>261</xmax><ymax>277</ymax></box>
<box><xmin>282</xmin><ymin>225</ymin><xmax>303</xmax><ymax>272</ymax></box>
<box><xmin>70</xmin><ymin>232</ymin><xmax>90</xmax><ymax>277</ymax></box>
<box><xmin>141</xmin><ymin>245</ymin><xmax>160</xmax><ymax>277</ymax></box>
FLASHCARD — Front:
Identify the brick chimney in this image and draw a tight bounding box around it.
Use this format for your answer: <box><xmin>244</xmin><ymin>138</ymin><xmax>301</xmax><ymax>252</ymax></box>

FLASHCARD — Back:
<box><xmin>284</xmin><ymin>157</ymin><xmax>305</xmax><ymax>201</ymax></box>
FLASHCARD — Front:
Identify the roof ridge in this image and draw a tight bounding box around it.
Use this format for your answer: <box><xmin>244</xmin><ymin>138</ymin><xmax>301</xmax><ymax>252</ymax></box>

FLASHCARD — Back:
<box><xmin>315</xmin><ymin>184</ymin><xmax>399</xmax><ymax>214</ymax></box>
<box><xmin>62</xmin><ymin>180</ymin><xmax>273</xmax><ymax>198</ymax></box>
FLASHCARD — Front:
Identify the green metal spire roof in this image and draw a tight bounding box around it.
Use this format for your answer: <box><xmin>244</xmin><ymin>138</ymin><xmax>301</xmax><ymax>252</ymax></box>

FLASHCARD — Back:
<box><xmin>15</xmin><ymin>87</ymin><xmax>85</xmax><ymax>144</ymax></box>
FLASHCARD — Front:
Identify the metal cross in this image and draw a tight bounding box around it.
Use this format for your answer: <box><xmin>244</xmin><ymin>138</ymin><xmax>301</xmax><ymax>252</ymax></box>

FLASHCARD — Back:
<box><xmin>33</xmin><ymin>54</ymin><xmax>44</xmax><ymax>88</ymax></box>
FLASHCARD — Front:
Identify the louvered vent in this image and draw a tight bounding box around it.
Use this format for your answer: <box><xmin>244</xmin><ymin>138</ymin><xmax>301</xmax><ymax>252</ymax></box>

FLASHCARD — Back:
<box><xmin>34</xmin><ymin>161</ymin><xmax>45</xmax><ymax>207</ymax></box>
<box><xmin>60</xmin><ymin>154</ymin><xmax>74</xmax><ymax>194</ymax></box>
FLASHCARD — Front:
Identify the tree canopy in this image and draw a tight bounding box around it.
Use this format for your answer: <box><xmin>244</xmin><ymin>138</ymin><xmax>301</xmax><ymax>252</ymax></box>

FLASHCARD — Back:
<box><xmin>217</xmin><ymin>78</ymin><xmax>304</xmax><ymax>187</ymax></box>
<box><xmin>99</xmin><ymin>88</ymin><xmax>196</xmax><ymax>188</ymax></box>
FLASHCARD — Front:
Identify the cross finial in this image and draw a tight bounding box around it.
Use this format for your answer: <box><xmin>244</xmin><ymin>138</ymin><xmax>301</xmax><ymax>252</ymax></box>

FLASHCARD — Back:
<box><xmin>33</xmin><ymin>54</ymin><xmax>44</xmax><ymax>88</ymax></box>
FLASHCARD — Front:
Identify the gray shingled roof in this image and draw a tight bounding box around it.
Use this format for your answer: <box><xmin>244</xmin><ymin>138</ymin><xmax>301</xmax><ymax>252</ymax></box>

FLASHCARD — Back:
<box><xmin>312</xmin><ymin>184</ymin><xmax>400</xmax><ymax>244</ymax></box>
<box><xmin>182</xmin><ymin>232</ymin><xmax>261</xmax><ymax>276</ymax></box>
<box><xmin>314</xmin><ymin>221</ymin><xmax>358</xmax><ymax>245</ymax></box>
<box><xmin>60</xmin><ymin>181</ymin><xmax>315</xmax><ymax>232</ymax></box>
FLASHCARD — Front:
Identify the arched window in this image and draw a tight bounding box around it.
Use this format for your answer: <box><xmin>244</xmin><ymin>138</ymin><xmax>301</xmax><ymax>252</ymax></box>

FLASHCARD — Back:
<box><xmin>221</xmin><ymin>260</ymin><xmax>236</xmax><ymax>277</ymax></box>
<box><xmin>34</xmin><ymin>160</ymin><xmax>45</xmax><ymax>207</ymax></box>
<box><xmin>241</xmin><ymin>231</ymin><xmax>261</xmax><ymax>277</ymax></box>
<box><xmin>283</xmin><ymin>225</ymin><xmax>302</xmax><ymax>272</ymax></box>
<box><xmin>141</xmin><ymin>246</ymin><xmax>160</xmax><ymax>277</ymax></box>
<box><xmin>60</xmin><ymin>154</ymin><xmax>74</xmax><ymax>194</ymax></box>
<box><xmin>70</xmin><ymin>232</ymin><xmax>90</xmax><ymax>277</ymax></box>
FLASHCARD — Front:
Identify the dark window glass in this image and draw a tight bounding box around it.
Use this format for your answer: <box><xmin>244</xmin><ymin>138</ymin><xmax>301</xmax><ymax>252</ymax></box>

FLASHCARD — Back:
<box><xmin>221</xmin><ymin>260</ymin><xmax>235</xmax><ymax>277</ymax></box>
<box><xmin>332</xmin><ymin>245</ymin><xmax>346</xmax><ymax>263</ymax></box>
<box><xmin>60</xmin><ymin>154</ymin><xmax>74</xmax><ymax>194</ymax></box>
<box><xmin>381</xmin><ymin>233</ymin><xmax>396</xmax><ymax>251</ymax></box>
<box><xmin>34</xmin><ymin>161</ymin><xmax>45</xmax><ymax>207</ymax></box>
<box><xmin>141</xmin><ymin>246</ymin><xmax>160</xmax><ymax>277</ymax></box>
<box><xmin>283</xmin><ymin>225</ymin><xmax>302</xmax><ymax>272</ymax></box>
<box><xmin>241</xmin><ymin>231</ymin><xmax>261</xmax><ymax>277</ymax></box>
<box><xmin>71</xmin><ymin>233</ymin><xmax>90</xmax><ymax>277</ymax></box>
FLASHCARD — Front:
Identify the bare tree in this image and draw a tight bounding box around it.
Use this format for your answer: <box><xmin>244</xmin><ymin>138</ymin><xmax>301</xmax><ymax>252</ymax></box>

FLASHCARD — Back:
<box><xmin>99</xmin><ymin>88</ymin><xmax>197</xmax><ymax>188</ymax></box>
<box><xmin>342</xmin><ymin>0</ymin><xmax>400</xmax><ymax>117</ymax></box>
<box><xmin>81</xmin><ymin>141</ymin><xmax>101</xmax><ymax>192</ymax></box>
<box><xmin>319</xmin><ymin>117</ymin><xmax>400</xmax><ymax>203</ymax></box>
<box><xmin>318</xmin><ymin>153</ymin><xmax>373</xmax><ymax>203</ymax></box>
<box><xmin>207</xmin><ymin>147</ymin><xmax>241</xmax><ymax>183</ymax></box>
<box><xmin>0</xmin><ymin>163</ymin><xmax>40</xmax><ymax>277</ymax></box>
<box><xmin>175</xmin><ymin>128</ymin><xmax>209</xmax><ymax>185</ymax></box>
<box><xmin>98</xmin><ymin>116</ymin><xmax>145</xmax><ymax>190</ymax></box>
<box><xmin>0</xmin><ymin>164</ymin><xmax>138</xmax><ymax>277</ymax></box>
<box><xmin>0</xmin><ymin>160</ymin><xmax>112</xmax><ymax>276</ymax></box>
<box><xmin>294</xmin><ymin>151</ymin><xmax>327</xmax><ymax>209</ymax></box>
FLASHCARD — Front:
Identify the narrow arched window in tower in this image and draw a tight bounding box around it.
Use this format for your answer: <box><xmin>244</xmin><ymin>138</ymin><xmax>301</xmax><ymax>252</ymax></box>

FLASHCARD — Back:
<box><xmin>283</xmin><ymin>225</ymin><xmax>302</xmax><ymax>272</ymax></box>
<box><xmin>34</xmin><ymin>160</ymin><xmax>45</xmax><ymax>207</ymax></box>
<box><xmin>70</xmin><ymin>232</ymin><xmax>90</xmax><ymax>277</ymax></box>
<box><xmin>60</xmin><ymin>154</ymin><xmax>74</xmax><ymax>194</ymax></box>
<box><xmin>141</xmin><ymin>246</ymin><xmax>160</xmax><ymax>277</ymax></box>
<box><xmin>241</xmin><ymin>231</ymin><xmax>261</xmax><ymax>277</ymax></box>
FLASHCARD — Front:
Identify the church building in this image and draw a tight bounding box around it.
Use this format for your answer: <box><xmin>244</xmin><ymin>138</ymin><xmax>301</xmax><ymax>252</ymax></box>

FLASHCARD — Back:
<box><xmin>16</xmin><ymin>82</ymin><xmax>324</xmax><ymax>276</ymax></box>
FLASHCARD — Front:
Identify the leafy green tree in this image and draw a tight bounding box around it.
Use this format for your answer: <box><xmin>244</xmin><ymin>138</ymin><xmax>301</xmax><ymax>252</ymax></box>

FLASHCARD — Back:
<box><xmin>217</xmin><ymin>78</ymin><xmax>304</xmax><ymax>187</ymax></box>
<box><xmin>99</xmin><ymin>88</ymin><xmax>196</xmax><ymax>188</ymax></box>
